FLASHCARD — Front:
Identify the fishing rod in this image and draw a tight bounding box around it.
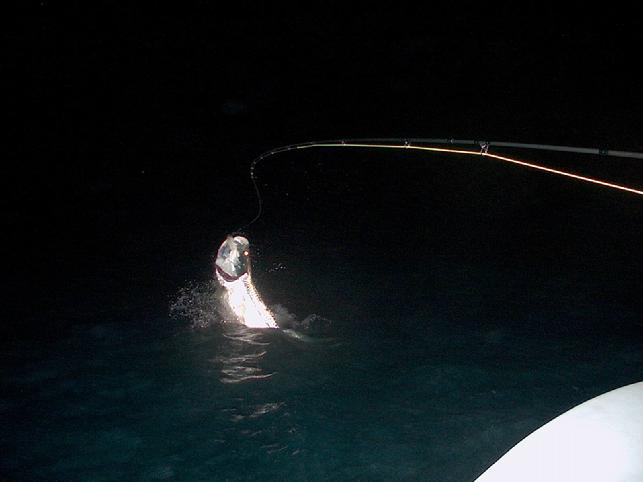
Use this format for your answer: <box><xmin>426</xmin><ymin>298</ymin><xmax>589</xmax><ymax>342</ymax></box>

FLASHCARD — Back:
<box><xmin>240</xmin><ymin>138</ymin><xmax>643</xmax><ymax>230</ymax></box>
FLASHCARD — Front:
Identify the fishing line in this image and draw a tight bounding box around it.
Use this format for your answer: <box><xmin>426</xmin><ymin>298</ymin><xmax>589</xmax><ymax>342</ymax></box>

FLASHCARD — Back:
<box><xmin>238</xmin><ymin>139</ymin><xmax>643</xmax><ymax>230</ymax></box>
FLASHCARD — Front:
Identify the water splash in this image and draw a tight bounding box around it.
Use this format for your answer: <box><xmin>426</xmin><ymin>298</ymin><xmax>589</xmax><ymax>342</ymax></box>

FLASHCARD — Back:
<box><xmin>169</xmin><ymin>280</ymin><xmax>223</xmax><ymax>328</ymax></box>
<box><xmin>270</xmin><ymin>304</ymin><xmax>333</xmax><ymax>335</ymax></box>
<box><xmin>170</xmin><ymin>282</ymin><xmax>332</xmax><ymax>336</ymax></box>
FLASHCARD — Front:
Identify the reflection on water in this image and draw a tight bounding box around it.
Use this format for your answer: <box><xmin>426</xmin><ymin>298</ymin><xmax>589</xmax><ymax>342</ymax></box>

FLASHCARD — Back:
<box><xmin>213</xmin><ymin>326</ymin><xmax>275</xmax><ymax>384</ymax></box>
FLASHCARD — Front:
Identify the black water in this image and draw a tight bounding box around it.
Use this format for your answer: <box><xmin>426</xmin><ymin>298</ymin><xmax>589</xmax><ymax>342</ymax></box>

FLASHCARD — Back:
<box><xmin>3</xmin><ymin>149</ymin><xmax>642</xmax><ymax>481</ymax></box>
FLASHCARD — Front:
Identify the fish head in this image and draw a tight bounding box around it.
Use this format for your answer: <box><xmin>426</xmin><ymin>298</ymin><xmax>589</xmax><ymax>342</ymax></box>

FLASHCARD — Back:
<box><xmin>215</xmin><ymin>235</ymin><xmax>251</xmax><ymax>282</ymax></box>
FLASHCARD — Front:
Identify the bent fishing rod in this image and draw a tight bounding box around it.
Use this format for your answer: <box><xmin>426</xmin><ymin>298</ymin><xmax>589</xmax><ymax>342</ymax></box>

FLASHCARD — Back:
<box><xmin>240</xmin><ymin>138</ymin><xmax>643</xmax><ymax>230</ymax></box>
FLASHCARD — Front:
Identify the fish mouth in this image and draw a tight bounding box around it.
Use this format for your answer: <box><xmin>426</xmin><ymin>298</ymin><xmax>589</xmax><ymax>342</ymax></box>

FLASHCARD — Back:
<box><xmin>216</xmin><ymin>264</ymin><xmax>244</xmax><ymax>282</ymax></box>
<box><xmin>215</xmin><ymin>235</ymin><xmax>250</xmax><ymax>282</ymax></box>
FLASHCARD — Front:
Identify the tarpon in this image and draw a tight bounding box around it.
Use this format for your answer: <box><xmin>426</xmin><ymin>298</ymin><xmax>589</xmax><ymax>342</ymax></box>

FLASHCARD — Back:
<box><xmin>215</xmin><ymin>235</ymin><xmax>278</xmax><ymax>329</ymax></box>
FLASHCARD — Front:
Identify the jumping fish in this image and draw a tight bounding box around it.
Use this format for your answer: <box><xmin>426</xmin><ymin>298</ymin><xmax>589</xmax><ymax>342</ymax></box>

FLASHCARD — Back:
<box><xmin>215</xmin><ymin>235</ymin><xmax>278</xmax><ymax>329</ymax></box>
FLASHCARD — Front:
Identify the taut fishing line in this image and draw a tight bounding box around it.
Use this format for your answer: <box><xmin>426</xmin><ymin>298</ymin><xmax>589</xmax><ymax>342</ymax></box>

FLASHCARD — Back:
<box><xmin>239</xmin><ymin>138</ymin><xmax>643</xmax><ymax>231</ymax></box>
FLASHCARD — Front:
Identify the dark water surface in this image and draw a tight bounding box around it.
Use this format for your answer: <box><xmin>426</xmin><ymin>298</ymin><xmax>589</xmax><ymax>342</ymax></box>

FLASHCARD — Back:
<box><xmin>3</xmin><ymin>150</ymin><xmax>642</xmax><ymax>481</ymax></box>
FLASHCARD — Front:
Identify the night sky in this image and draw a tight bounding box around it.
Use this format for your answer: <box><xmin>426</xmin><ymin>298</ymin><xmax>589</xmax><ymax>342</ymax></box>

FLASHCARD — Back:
<box><xmin>5</xmin><ymin>4</ymin><xmax>642</xmax><ymax>338</ymax></box>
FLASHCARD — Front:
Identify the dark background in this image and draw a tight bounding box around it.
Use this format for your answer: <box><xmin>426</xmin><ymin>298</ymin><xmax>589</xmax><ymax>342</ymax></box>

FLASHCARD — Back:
<box><xmin>4</xmin><ymin>3</ymin><xmax>642</xmax><ymax>339</ymax></box>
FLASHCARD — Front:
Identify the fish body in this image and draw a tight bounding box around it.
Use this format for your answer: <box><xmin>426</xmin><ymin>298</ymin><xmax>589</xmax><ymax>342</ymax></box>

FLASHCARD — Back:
<box><xmin>215</xmin><ymin>236</ymin><xmax>277</xmax><ymax>329</ymax></box>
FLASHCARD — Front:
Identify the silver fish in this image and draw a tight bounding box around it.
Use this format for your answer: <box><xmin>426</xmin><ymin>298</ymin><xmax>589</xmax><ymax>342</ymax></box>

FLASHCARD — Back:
<box><xmin>215</xmin><ymin>235</ymin><xmax>277</xmax><ymax>329</ymax></box>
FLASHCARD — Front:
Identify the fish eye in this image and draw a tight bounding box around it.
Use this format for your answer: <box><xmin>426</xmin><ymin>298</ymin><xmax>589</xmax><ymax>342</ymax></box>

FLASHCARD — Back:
<box><xmin>243</xmin><ymin>250</ymin><xmax>249</xmax><ymax>256</ymax></box>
